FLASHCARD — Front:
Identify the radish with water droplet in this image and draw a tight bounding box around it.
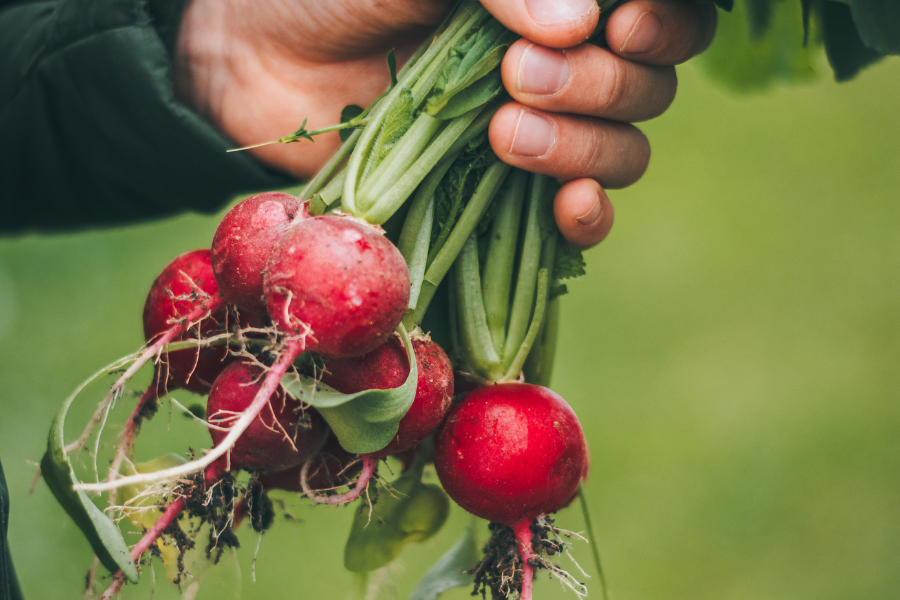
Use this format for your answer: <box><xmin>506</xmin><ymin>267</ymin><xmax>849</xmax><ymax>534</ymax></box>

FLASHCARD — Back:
<box><xmin>434</xmin><ymin>383</ymin><xmax>587</xmax><ymax>600</ymax></box>
<box><xmin>211</xmin><ymin>192</ymin><xmax>308</xmax><ymax>314</ymax></box>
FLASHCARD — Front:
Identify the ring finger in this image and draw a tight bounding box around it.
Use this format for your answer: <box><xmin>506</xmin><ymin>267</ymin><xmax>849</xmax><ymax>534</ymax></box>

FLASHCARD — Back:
<box><xmin>488</xmin><ymin>102</ymin><xmax>651</xmax><ymax>189</ymax></box>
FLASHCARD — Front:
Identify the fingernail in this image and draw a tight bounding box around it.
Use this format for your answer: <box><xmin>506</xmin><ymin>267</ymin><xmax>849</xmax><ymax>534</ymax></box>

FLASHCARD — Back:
<box><xmin>526</xmin><ymin>0</ymin><xmax>597</xmax><ymax>25</ymax></box>
<box><xmin>518</xmin><ymin>44</ymin><xmax>569</xmax><ymax>95</ymax></box>
<box><xmin>576</xmin><ymin>194</ymin><xmax>602</xmax><ymax>226</ymax></box>
<box><xmin>620</xmin><ymin>11</ymin><xmax>662</xmax><ymax>54</ymax></box>
<box><xmin>509</xmin><ymin>110</ymin><xmax>555</xmax><ymax>158</ymax></box>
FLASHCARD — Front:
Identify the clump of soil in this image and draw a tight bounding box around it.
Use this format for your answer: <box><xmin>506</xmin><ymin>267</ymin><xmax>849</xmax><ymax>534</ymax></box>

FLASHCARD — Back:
<box><xmin>468</xmin><ymin>518</ymin><xmax>567</xmax><ymax>600</ymax></box>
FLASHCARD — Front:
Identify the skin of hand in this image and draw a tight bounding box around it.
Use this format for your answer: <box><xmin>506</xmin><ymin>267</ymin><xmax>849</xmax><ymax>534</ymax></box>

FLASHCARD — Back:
<box><xmin>174</xmin><ymin>0</ymin><xmax>716</xmax><ymax>249</ymax></box>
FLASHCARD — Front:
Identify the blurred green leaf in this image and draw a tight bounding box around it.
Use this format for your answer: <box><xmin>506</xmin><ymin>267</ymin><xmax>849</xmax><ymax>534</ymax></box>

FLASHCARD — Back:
<box><xmin>282</xmin><ymin>325</ymin><xmax>417</xmax><ymax>454</ymax></box>
<box><xmin>1</xmin><ymin>460</ymin><xmax>24</xmax><ymax>600</ymax></box>
<box><xmin>344</xmin><ymin>473</ymin><xmax>450</xmax><ymax>573</ymax></box>
<box><xmin>744</xmin><ymin>0</ymin><xmax>774</xmax><ymax>39</ymax></box>
<box><xmin>700</xmin><ymin>0</ymin><xmax>820</xmax><ymax>91</ymax></box>
<box><xmin>407</xmin><ymin>524</ymin><xmax>479</xmax><ymax>600</ymax></box>
<box><xmin>846</xmin><ymin>0</ymin><xmax>900</xmax><ymax>54</ymax></box>
<box><xmin>40</xmin><ymin>361</ymin><xmax>139</xmax><ymax>582</ymax></box>
<box><xmin>821</xmin><ymin>0</ymin><xmax>884</xmax><ymax>80</ymax></box>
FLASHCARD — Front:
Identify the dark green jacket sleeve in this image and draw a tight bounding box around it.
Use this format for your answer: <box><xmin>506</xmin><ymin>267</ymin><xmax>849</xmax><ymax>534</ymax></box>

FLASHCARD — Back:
<box><xmin>0</xmin><ymin>0</ymin><xmax>294</xmax><ymax>232</ymax></box>
<box><xmin>0</xmin><ymin>461</ymin><xmax>23</xmax><ymax>600</ymax></box>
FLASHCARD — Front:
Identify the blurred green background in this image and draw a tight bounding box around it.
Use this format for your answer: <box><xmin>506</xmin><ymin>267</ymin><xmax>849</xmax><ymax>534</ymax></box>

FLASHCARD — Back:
<box><xmin>2</xmin><ymin>5</ymin><xmax>899</xmax><ymax>599</ymax></box>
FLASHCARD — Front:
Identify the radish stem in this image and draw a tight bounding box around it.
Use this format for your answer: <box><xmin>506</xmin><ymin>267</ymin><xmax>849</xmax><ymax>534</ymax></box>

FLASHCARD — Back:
<box><xmin>300</xmin><ymin>455</ymin><xmax>378</xmax><ymax>505</ymax></box>
<box><xmin>482</xmin><ymin>170</ymin><xmax>527</xmax><ymax>353</ymax></box>
<box><xmin>501</xmin><ymin>269</ymin><xmax>549</xmax><ymax>382</ymax></box>
<box><xmin>455</xmin><ymin>235</ymin><xmax>504</xmax><ymax>380</ymax></box>
<box><xmin>502</xmin><ymin>175</ymin><xmax>546</xmax><ymax>365</ymax></box>
<box><xmin>413</xmin><ymin>160</ymin><xmax>510</xmax><ymax>324</ymax></box>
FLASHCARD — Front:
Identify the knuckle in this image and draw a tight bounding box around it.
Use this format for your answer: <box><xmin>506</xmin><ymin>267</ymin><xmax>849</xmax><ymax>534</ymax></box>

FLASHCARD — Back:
<box><xmin>593</xmin><ymin>57</ymin><xmax>628</xmax><ymax>116</ymax></box>
<box><xmin>574</xmin><ymin>123</ymin><xmax>608</xmax><ymax>180</ymax></box>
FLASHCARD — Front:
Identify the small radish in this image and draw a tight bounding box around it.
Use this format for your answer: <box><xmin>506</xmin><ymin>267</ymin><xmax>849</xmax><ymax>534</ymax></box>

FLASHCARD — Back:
<box><xmin>263</xmin><ymin>216</ymin><xmax>410</xmax><ymax>358</ymax></box>
<box><xmin>211</xmin><ymin>192</ymin><xmax>308</xmax><ymax>314</ymax></box>
<box><xmin>207</xmin><ymin>359</ymin><xmax>329</xmax><ymax>471</ymax></box>
<box><xmin>433</xmin><ymin>383</ymin><xmax>587</xmax><ymax>600</ymax></box>
<box><xmin>321</xmin><ymin>334</ymin><xmax>453</xmax><ymax>458</ymax></box>
<box><xmin>299</xmin><ymin>334</ymin><xmax>452</xmax><ymax>505</ymax></box>
<box><xmin>142</xmin><ymin>249</ymin><xmax>228</xmax><ymax>394</ymax></box>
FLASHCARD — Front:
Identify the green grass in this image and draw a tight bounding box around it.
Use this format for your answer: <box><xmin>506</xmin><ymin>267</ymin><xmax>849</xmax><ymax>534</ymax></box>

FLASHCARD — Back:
<box><xmin>1</xmin><ymin>52</ymin><xmax>898</xmax><ymax>600</ymax></box>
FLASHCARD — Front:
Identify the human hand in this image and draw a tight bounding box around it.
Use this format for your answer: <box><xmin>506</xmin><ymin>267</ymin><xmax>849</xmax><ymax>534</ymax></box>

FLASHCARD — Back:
<box><xmin>174</xmin><ymin>0</ymin><xmax>716</xmax><ymax>248</ymax></box>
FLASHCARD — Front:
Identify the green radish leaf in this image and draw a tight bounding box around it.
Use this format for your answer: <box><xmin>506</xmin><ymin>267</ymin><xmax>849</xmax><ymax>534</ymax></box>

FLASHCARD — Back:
<box><xmin>431</xmin><ymin>71</ymin><xmax>503</xmax><ymax>121</ymax></box>
<box><xmin>426</xmin><ymin>44</ymin><xmax>508</xmax><ymax>116</ymax></box>
<box><xmin>699</xmin><ymin>0</ymin><xmax>819</xmax><ymax>91</ymax></box>
<box><xmin>41</xmin><ymin>360</ymin><xmax>140</xmax><ymax>582</ymax></box>
<box><xmin>340</xmin><ymin>105</ymin><xmax>365</xmax><ymax>142</ymax></box>
<box><xmin>801</xmin><ymin>0</ymin><xmax>813</xmax><ymax>45</ymax></box>
<box><xmin>407</xmin><ymin>524</ymin><xmax>479</xmax><ymax>600</ymax></box>
<box><xmin>430</xmin><ymin>135</ymin><xmax>493</xmax><ymax>253</ymax></box>
<box><xmin>549</xmin><ymin>283</ymin><xmax>569</xmax><ymax>301</ymax></box>
<box><xmin>1</xmin><ymin>460</ymin><xmax>24</xmax><ymax>600</ymax></box>
<box><xmin>344</xmin><ymin>461</ymin><xmax>450</xmax><ymax>573</ymax></box>
<box><xmin>744</xmin><ymin>0</ymin><xmax>773</xmax><ymax>39</ymax></box>
<box><xmin>373</xmin><ymin>88</ymin><xmax>415</xmax><ymax>164</ymax></box>
<box><xmin>846</xmin><ymin>0</ymin><xmax>900</xmax><ymax>54</ymax></box>
<box><xmin>821</xmin><ymin>0</ymin><xmax>884</xmax><ymax>81</ymax></box>
<box><xmin>387</xmin><ymin>49</ymin><xmax>399</xmax><ymax>88</ymax></box>
<box><xmin>282</xmin><ymin>325</ymin><xmax>418</xmax><ymax>454</ymax></box>
<box><xmin>554</xmin><ymin>241</ymin><xmax>586</xmax><ymax>281</ymax></box>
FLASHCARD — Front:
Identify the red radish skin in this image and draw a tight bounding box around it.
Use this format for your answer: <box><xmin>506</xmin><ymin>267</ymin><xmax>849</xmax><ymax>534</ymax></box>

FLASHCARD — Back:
<box><xmin>263</xmin><ymin>216</ymin><xmax>410</xmax><ymax>358</ymax></box>
<box><xmin>142</xmin><ymin>249</ymin><xmax>228</xmax><ymax>394</ymax></box>
<box><xmin>207</xmin><ymin>359</ymin><xmax>329</xmax><ymax>471</ymax></box>
<box><xmin>211</xmin><ymin>192</ymin><xmax>308</xmax><ymax>314</ymax></box>
<box><xmin>433</xmin><ymin>383</ymin><xmax>587</xmax><ymax>526</ymax></box>
<box><xmin>321</xmin><ymin>335</ymin><xmax>454</xmax><ymax>458</ymax></box>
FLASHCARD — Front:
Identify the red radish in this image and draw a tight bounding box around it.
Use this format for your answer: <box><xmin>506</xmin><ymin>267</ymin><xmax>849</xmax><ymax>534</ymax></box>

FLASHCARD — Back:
<box><xmin>263</xmin><ymin>216</ymin><xmax>410</xmax><ymax>358</ymax></box>
<box><xmin>259</xmin><ymin>434</ymin><xmax>361</xmax><ymax>492</ymax></box>
<box><xmin>142</xmin><ymin>249</ymin><xmax>228</xmax><ymax>394</ymax></box>
<box><xmin>321</xmin><ymin>334</ymin><xmax>453</xmax><ymax>458</ymax></box>
<box><xmin>211</xmin><ymin>192</ymin><xmax>308</xmax><ymax>314</ymax></box>
<box><xmin>434</xmin><ymin>383</ymin><xmax>585</xmax><ymax>525</ymax></box>
<box><xmin>434</xmin><ymin>383</ymin><xmax>586</xmax><ymax>600</ymax></box>
<box><xmin>207</xmin><ymin>359</ymin><xmax>329</xmax><ymax>471</ymax></box>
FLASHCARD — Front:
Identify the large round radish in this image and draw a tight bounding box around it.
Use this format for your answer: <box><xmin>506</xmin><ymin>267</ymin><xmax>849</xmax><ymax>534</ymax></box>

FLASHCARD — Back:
<box><xmin>263</xmin><ymin>216</ymin><xmax>410</xmax><ymax>358</ymax></box>
<box><xmin>321</xmin><ymin>334</ymin><xmax>453</xmax><ymax>458</ymax></box>
<box><xmin>207</xmin><ymin>359</ymin><xmax>329</xmax><ymax>471</ymax></box>
<box><xmin>433</xmin><ymin>383</ymin><xmax>586</xmax><ymax>526</ymax></box>
<box><xmin>142</xmin><ymin>249</ymin><xmax>228</xmax><ymax>394</ymax></box>
<box><xmin>211</xmin><ymin>192</ymin><xmax>307</xmax><ymax>314</ymax></box>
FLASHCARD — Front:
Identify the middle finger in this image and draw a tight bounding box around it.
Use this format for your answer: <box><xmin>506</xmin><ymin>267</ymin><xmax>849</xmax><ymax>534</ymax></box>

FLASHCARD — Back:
<box><xmin>501</xmin><ymin>38</ymin><xmax>677</xmax><ymax>123</ymax></box>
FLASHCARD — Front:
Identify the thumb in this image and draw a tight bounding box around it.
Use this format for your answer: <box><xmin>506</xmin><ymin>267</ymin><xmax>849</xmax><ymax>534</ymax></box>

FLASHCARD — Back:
<box><xmin>479</xmin><ymin>0</ymin><xmax>600</xmax><ymax>48</ymax></box>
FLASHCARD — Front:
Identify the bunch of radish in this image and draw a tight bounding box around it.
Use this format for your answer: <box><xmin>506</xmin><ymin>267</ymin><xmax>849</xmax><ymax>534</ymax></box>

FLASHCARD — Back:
<box><xmin>42</xmin><ymin>2</ymin><xmax>607</xmax><ymax>599</ymax></box>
